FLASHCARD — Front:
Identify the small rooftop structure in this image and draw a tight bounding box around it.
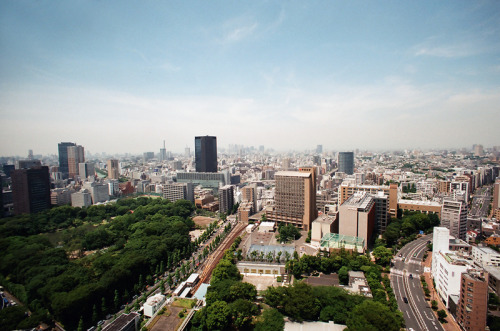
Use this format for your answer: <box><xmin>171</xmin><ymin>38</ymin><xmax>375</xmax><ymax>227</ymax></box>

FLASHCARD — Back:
<box><xmin>193</xmin><ymin>283</ymin><xmax>210</xmax><ymax>302</ymax></box>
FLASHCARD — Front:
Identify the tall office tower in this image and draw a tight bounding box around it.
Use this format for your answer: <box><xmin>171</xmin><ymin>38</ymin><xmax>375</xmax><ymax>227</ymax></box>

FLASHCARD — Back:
<box><xmin>493</xmin><ymin>179</ymin><xmax>500</xmax><ymax>211</ymax></box>
<box><xmin>58</xmin><ymin>142</ymin><xmax>76</xmax><ymax>179</ymax></box>
<box><xmin>159</xmin><ymin>140</ymin><xmax>167</xmax><ymax>161</ymax></box>
<box><xmin>67</xmin><ymin>145</ymin><xmax>84</xmax><ymax>179</ymax></box>
<box><xmin>219</xmin><ymin>185</ymin><xmax>234</xmax><ymax>214</ymax></box>
<box><xmin>338</xmin><ymin>152</ymin><xmax>354</xmax><ymax>175</ymax></box>
<box><xmin>259</xmin><ymin>145</ymin><xmax>264</xmax><ymax>153</ymax></box>
<box><xmin>456</xmin><ymin>271</ymin><xmax>488</xmax><ymax>331</ymax></box>
<box><xmin>195</xmin><ymin>136</ymin><xmax>217</xmax><ymax>172</ymax></box>
<box><xmin>473</xmin><ymin>144</ymin><xmax>484</xmax><ymax>157</ymax></box>
<box><xmin>338</xmin><ymin>191</ymin><xmax>375</xmax><ymax>249</ymax></box>
<box><xmin>11</xmin><ymin>166</ymin><xmax>51</xmax><ymax>215</ymax></box>
<box><xmin>143</xmin><ymin>152</ymin><xmax>155</xmax><ymax>162</ymax></box>
<box><xmin>282</xmin><ymin>158</ymin><xmax>291</xmax><ymax>171</ymax></box>
<box><xmin>28</xmin><ymin>149</ymin><xmax>33</xmax><ymax>160</ymax></box>
<box><xmin>266</xmin><ymin>170</ymin><xmax>316</xmax><ymax>231</ymax></box>
<box><xmin>441</xmin><ymin>199</ymin><xmax>468</xmax><ymax>240</ymax></box>
<box><xmin>185</xmin><ymin>147</ymin><xmax>190</xmax><ymax>158</ymax></box>
<box><xmin>163</xmin><ymin>182</ymin><xmax>194</xmax><ymax>203</ymax></box>
<box><xmin>316</xmin><ymin>145</ymin><xmax>323</xmax><ymax>154</ymax></box>
<box><xmin>78</xmin><ymin>162</ymin><xmax>95</xmax><ymax>179</ymax></box>
<box><xmin>107</xmin><ymin>159</ymin><xmax>120</xmax><ymax>179</ymax></box>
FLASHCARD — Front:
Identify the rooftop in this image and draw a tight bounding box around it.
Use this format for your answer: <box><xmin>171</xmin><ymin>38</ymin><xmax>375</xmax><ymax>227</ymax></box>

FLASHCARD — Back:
<box><xmin>275</xmin><ymin>171</ymin><xmax>311</xmax><ymax>178</ymax></box>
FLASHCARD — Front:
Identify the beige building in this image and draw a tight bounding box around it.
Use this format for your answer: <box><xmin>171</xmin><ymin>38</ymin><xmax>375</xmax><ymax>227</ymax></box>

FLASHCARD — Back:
<box><xmin>338</xmin><ymin>182</ymin><xmax>398</xmax><ymax>219</ymax></box>
<box><xmin>311</xmin><ymin>214</ymin><xmax>338</xmax><ymax>244</ymax></box>
<box><xmin>338</xmin><ymin>192</ymin><xmax>375</xmax><ymax>249</ymax></box>
<box><xmin>266</xmin><ymin>168</ymin><xmax>317</xmax><ymax>231</ymax></box>
<box><xmin>398</xmin><ymin>199</ymin><xmax>442</xmax><ymax>218</ymax></box>
<box><xmin>107</xmin><ymin>159</ymin><xmax>120</xmax><ymax>179</ymax></box>
<box><xmin>67</xmin><ymin>145</ymin><xmax>84</xmax><ymax>179</ymax></box>
<box><xmin>163</xmin><ymin>182</ymin><xmax>194</xmax><ymax>203</ymax></box>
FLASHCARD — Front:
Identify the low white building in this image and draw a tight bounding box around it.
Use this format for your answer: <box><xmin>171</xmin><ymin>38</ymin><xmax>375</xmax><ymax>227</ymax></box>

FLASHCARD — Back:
<box><xmin>259</xmin><ymin>221</ymin><xmax>275</xmax><ymax>233</ymax></box>
<box><xmin>433</xmin><ymin>250</ymin><xmax>470</xmax><ymax>307</ymax></box>
<box><xmin>311</xmin><ymin>214</ymin><xmax>336</xmax><ymax>245</ymax></box>
<box><xmin>472</xmin><ymin>246</ymin><xmax>500</xmax><ymax>267</ymax></box>
<box><xmin>143</xmin><ymin>294</ymin><xmax>165</xmax><ymax>318</ymax></box>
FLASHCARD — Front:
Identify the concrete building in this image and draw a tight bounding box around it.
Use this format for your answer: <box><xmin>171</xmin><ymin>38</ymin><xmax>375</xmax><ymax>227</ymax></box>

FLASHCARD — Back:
<box><xmin>311</xmin><ymin>214</ymin><xmax>338</xmax><ymax>244</ymax></box>
<box><xmin>71</xmin><ymin>190</ymin><xmax>92</xmax><ymax>207</ymax></box>
<box><xmin>163</xmin><ymin>182</ymin><xmax>194</xmax><ymax>203</ymax></box>
<box><xmin>50</xmin><ymin>188</ymin><xmax>72</xmax><ymax>206</ymax></box>
<box><xmin>338</xmin><ymin>182</ymin><xmax>398</xmax><ymax>220</ymax></box>
<box><xmin>338</xmin><ymin>192</ymin><xmax>375</xmax><ymax>249</ymax></box>
<box><xmin>102</xmin><ymin>312</ymin><xmax>139</xmax><ymax>331</ymax></box>
<box><xmin>471</xmin><ymin>246</ymin><xmax>500</xmax><ymax>267</ymax></box>
<box><xmin>11</xmin><ymin>166</ymin><xmax>51</xmax><ymax>215</ymax></box>
<box><xmin>456</xmin><ymin>270</ymin><xmax>488</xmax><ymax>331</ymax></box>
<box><xmin>441</xmin><ymin>199</ymin><xmax>468</xmax><ymax>240</ymax></box>
<box><xmin>241</xmin><ymin>184</ymin><xmax>257</xmax><ymax>213</ymax></box>
<box><xmin>107</xmin><ymin>159</ymin><xmax>120</xmax><ymax>179</ymax></box>
<box><xmin>143</xmin><ymin>151</ymin><xmax>155</xmax><ymax>162</ymax></box>
<box><xmin>107</xmin><ymin>179</ymin><xmax>120</xmax><ymax>196</ymax></box>
<box><xmin>195</xmin><ymin>135</ymin><xmax>217</xmax><ymax>172</ymax></box>
<box><xmin>265</xmin><ymin>169</ymin><xmax>317</xmax><ymax>231</ymax></box>
<box><xmin>78</xmin><ymin>162</ymin><xmax>95</xmax><ymax>179</ymax></box>
<box><xmin>143</xmin><ymin>294</ymin><xmax>165</xmax><ymax>318</ymax></box>
<box><xmin>90</xmin><ymin>183</ymin><xmax>109</xmax><ymax>204</ymax></box>
<box><xmin>58</xmin><ymin>142</ymin><xmax>75</xmax><ymax>179</ymax></box>
<box><xmin>219</xmin><ymin>185</ymin><xmax>234</xmax><ymax>214</ymax></box>
<box><xmin>176</xmin><ymin>172</ymin><xmax>225</xmax><ymax>194</ymax></box>
<box><xmin>67</xmin><ymin>145</ymin><xmax>85</xmax><ymax>179</ymax></box>
<box><xmin>398</xmin><ymin>199</ymin><xmax>442</xmax><ymax>218</ymax></box>
<box><xmin>493</xmin><ymin>179</ymin><xmax>500</xmax><ymax>213</ymax></box>
<box><xmin>338</xmin><ymin>152</ymin><xmax>354</xmax><ymax>175</ymax></box>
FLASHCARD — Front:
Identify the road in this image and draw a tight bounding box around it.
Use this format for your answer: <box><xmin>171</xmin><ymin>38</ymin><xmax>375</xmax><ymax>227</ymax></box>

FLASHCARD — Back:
<box><xmin>469</xmin><ymin>186</ymin><xmax>492</xmax><ymax>218</ymax></box>
<box><xmin>391</xmin><ymin>235</ymin><xmax>443</xmax><ymax>331</ymax></box>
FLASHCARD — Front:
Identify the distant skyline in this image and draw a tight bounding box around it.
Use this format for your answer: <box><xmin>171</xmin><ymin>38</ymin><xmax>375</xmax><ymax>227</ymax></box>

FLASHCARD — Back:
<box><xmin>1</xmin><ymin>1</ymin><xmax>499</xmax><ymax>156</ymax></box>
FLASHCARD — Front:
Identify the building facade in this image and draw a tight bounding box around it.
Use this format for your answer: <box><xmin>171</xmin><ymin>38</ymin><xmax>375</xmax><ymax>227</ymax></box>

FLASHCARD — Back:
<box><xmin>265</xmin><ymin>170</ymin><xmax>317</xmax><ymax>231</ymax></box>
<box><xmin>12</xmin><ymin>166</ymin><xmax>51</xmax><ymax>215</ymax></box>
<box><xmin>163</xmin><ymin>182</ymin><xmax>194</xmax><ymax>203</ymax></box>
<box><xmin>195</xmin><ymin>136</ymin><xmax>217</xmax><ymax>172</ymax></box>
<box><xmin>338</xmin><ymin>152</ymin><xmax>354</xmax><ymax>175</ymax></box>
<box><xmin>58</xmin><ymin>142</ymin><xmax>75</xmax><ymax>179</ymax></box>
<box><xmin>456</xmin><ymin>271</ymin><xmax>488</xmax><ymax>331</ymax></box>
<box><xmin>338</xmin><ymin>192</ymin><xmax>375</xmax><ymax>249</ymax></box>
<box><xmin>219</xmin><ymin>185</ymin><xmax>234</xmax><ymax>214</ymax></box>
<box><xmin>441</xmin><ymin>199</ymin><xmax>468</xmax><ymax>240</ymax></box>
<box><xmin>107</xmin><ymin>159</ymin><xmax>120</xmax><ymax>179</ymax></box>
<box><xmin>67</xmin><ymin>145</ymin><xmax>84</xmax><ymax>179</ymax></box>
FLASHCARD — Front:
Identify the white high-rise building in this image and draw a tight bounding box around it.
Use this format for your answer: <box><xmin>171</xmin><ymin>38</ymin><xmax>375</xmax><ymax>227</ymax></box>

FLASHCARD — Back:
<box><xmin>163</xmin><ymin>182</ymin><xmax>194</xmax><ymax>203</ymax></box>
<box><xmin>441</xmin><ymin>199</ymin><xmax>467</xmax><ymax>240</ymax></box>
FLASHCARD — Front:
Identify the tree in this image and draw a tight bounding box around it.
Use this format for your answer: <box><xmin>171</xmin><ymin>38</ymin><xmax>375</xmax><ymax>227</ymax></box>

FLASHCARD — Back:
<box><xmin>92</xmin><ymin>304</ymin><xmax>98</xmax><ymax>323</ymax></box>
<box><xmin>338</xmin><ymin>266</ymin><xmax>349</xmax><ymax>285</ymax></box>
<box><xmin>114</xmin><ymin>290</ymin><xmax>120</xmax><ymax>310</ymax></box>
<box><xmin>277</xmin><ymin>225</ymin><xmax>301</xmax><ymax>243</ymax></box>
<box><xmin>228</xmin><ymin>299</ymin><xmax>258</xmax><ymax>329</ymax></box>
<box><xmin>205</xmin><ymin>300</ymin><xmax>231</xmax><ymax>331</ymax></box>
<box><xmin>101</xmin><ymin>297</ymin><xmax>107</xmax><ymax>315</ymax></box>
<box><xmin>77</xmin><ymin>317</ymin><xmax>84</xmax><ymax>331</ymax></box>
<box><xmin>255</xmin><ymin>308</ymin><xmax>285</xmax><ymax>331</ymax></box>
<box><xmin>211</xmin><ymin>258</ymin><xmax>242</xmax><ymax>285</ymax></box>
<box><xmin>372</xmin><ymin>246</ymin><xmax>393</xmax><ymax>266</ymax></box>
<box><xmin>437</xmin><ymin>309</ymin><xmax>447</xmax><ymax>322</ymax></box>
<box><xmin>346</xmin><ymin>300</ymin><xmax>401</xmax><ymax>331</ymax></box>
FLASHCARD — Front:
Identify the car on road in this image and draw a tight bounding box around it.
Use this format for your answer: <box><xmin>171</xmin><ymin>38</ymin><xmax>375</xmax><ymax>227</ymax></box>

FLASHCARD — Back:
<box><xmin>403</xmin><ymin>297</ymin><xmax>408</xmax><ymax>304</ymax></box>
<box><xmin>409</xmin><ymin>274</ymin><xmax>413</xmax><ymax>279</ymax></box>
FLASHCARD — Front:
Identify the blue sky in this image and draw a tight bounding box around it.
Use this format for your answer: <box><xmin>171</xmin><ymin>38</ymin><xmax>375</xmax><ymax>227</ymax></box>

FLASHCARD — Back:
<box><xmin>1</xmin><ymin>1</ymin><xmax>499</xmax><ymax>156</ymax></box>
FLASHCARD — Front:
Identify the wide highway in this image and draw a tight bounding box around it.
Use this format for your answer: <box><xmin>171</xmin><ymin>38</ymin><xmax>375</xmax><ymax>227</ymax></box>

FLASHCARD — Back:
<box><xmin>390</xmin><ymin>234</ymin><xmax>443</xmax><ymax>331</ymax></box>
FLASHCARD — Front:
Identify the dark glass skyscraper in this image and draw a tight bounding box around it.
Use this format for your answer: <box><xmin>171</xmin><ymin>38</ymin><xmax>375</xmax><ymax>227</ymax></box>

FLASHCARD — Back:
<box><xmin>338</xmin><ymin>152</ymin><xmax>354</xmax><ymax>175</ymax></box>
<box><xmin>58</xmin><ymin>142</ymin><xmax>75</xmax><ymax>179</ymax></box>
<box><xmin>195</xmin><ymin>136</ymin><xmax>217</xmax><ymax>172</ymax></box>
<box><xmin>12</xmin><ymin>166</ymin><xmax>51</xmax><ymax>215</ymax></box>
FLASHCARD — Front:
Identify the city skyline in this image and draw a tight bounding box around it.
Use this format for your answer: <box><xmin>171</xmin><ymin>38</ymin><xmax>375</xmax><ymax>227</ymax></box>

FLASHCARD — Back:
<box><xmin>1</xmin><ymin>1</ymin><xmax>499</xmax><ymax>156</ymax></box>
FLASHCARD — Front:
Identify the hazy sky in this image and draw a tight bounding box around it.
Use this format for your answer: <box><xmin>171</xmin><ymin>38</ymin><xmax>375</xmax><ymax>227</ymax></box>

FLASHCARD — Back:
<box><xmin>1</xmin><ymin>1</ymin><xmax>499</xmax><ymax>156</ymax></box>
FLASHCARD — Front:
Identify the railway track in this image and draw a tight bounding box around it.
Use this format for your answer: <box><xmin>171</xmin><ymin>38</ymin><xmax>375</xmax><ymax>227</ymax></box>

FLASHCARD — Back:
<box><xmin>192</xmin><ymin>222</ymin><xmax>246</xmax><ymax>293</ymax></box>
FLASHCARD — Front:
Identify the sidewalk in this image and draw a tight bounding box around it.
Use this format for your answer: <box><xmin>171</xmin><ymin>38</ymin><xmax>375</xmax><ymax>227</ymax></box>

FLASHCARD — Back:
<box><xmin>422</xmin><ymin>253</ymin><xmax>460</xmax><ymax>331</ymax></box>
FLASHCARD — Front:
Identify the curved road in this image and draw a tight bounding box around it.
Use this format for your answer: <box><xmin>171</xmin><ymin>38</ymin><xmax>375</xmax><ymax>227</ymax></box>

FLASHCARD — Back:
<box><xmin>391</xmin><ymin>235</ymin><xmax>443</xmax><ymax>331</ymax></box>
